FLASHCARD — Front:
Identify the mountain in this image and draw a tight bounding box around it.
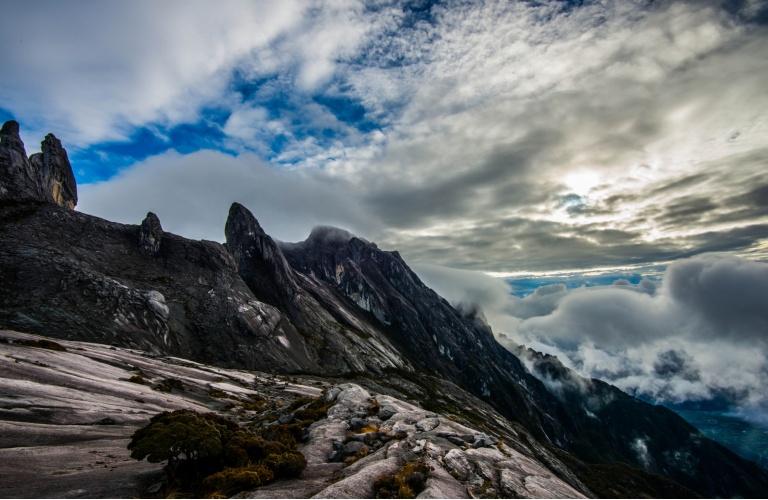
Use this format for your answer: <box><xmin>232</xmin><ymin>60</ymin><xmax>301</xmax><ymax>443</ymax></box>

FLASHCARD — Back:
<box><xmin>1</xmin><ymin>120</ymin><xmax>767</xmax><ymax>498</ymax></box>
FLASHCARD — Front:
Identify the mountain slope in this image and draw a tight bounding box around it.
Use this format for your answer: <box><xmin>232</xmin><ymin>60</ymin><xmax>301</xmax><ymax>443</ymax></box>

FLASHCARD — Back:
<box><xmin>0</xmin><ymin>330</ymin><xmax>587</xmax><ymax>499</ymax></box>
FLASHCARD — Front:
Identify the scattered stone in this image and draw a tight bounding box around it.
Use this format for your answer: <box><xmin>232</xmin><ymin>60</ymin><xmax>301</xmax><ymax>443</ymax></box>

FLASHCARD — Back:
<box><xmin>378</xmin><ymin>404</ymin><xmax>397</xmax><ymax>420</ymax></box>
<box><xmin>443</xmin><ymin>449</ymin><xmax>472</xmax><ymax>481</ymax></box>
<box><xmin>343</xmin><ymin>441</ymin><xmax>369</xmax><ymax>457</ymax></box>
<box><xmin>471</xmin><ymin>433</ymin><xmax>498</xmax><ymax>448</ymax></box>
<box><xmin>349</xmin><ymin>417</ymin><xmax>367</xmax><ymax>431</ymax></box>
<box><xmin>416</xmin><ymin>417</ymin><xmax>440</xmax><ymax>432</ymax></box>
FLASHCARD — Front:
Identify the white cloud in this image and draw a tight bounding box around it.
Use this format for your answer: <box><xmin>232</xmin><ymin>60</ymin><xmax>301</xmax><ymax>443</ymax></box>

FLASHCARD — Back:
<box><xmin>0</xmin><ymin>0</ymin><xmax>378</xmax><ymax>146</ymax></box>
<box><xmin>416</xmin><ymin>254</ymin><xmax>768</xmax><ymax>422</ymax></box>
<box><xmin>77</xmin><ymin>149</ymin><xmax>373</xmax><ymax>243</ymax></box>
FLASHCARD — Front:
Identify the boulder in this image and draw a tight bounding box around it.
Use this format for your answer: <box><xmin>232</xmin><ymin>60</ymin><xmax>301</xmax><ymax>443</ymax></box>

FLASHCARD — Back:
<box><xmin>443</xmin><ymin>448</ymin><xmax>472</xmax><ymax>481</ymax></box>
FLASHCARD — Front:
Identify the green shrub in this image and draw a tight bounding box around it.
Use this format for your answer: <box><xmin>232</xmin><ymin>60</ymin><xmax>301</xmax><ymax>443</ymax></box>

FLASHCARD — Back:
<box><xmin>264</xmin><ymin>451</ymin><xmax>307</xmax><ymax>479</ymax></box>
<box><xmin>239</xmin><ymin>395</ymin><xmax>268</xmax><ymax>411</ymax></box>
<box><xmin>128</xmin><ymin>410</ymin><xmax>237</xmax><ymax>466</ymax></box>
<box><xmin>208</xmin><ymin>388</ymin><xmax>228</xmax><ymax>399</ymax></box>
<box><xmin>202</xmin><ymin>465</ymin><xmax>274</xmax><ymax>497</ymax></box>
<box><xmin>129</xmin><ymin>404</ymin><xmax>314</xmax><ymax>497</ymax></box>
<box><xmin>374</xmin><ymin>461</ymin><xmax>430</xmax><ymax>499</ymax></box>
<box><xmin>127</xmin><ymin>374</ymin><xmax>147</xmax><ymax>384</ymax></box>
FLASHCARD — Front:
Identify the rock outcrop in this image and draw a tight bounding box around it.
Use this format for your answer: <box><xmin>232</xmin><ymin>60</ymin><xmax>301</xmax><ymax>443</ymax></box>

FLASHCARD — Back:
<box><xmin>225</xmin><ymin>202</ymin><xmax>302</xmax><ymax>309</ymax></box>
<box><xmin>0</xmin><ymin>120</ymin><xmax>39</xmax><ymax>203</ymax></box>
<box><xmin>0</xmin><ymin>120</ymin><xmax>77</xmax><ymax>209</ymax></box>
<box><xmin>139</xmin><ymin>212</ymin><xmax>163</xmax><ymax>257</ymax></box>
<box><xmin>276</xmin><ymin>384</ymin><xmax>586</xmax><ymax>499</ymax></box>
<box><xmin>28</xmin><ymin>133</ymin><xmax>78</xmax><ymax>209</ymax></box>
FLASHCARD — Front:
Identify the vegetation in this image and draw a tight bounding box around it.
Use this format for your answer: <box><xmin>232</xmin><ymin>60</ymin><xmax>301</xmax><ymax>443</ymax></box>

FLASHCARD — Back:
<box><xmin>201</xmin><ymin>465</ymin><xmax>274</xmax><ymax>497</ymax></box>
<box><xmin>367</xmin><ymin>397</ymin><xmax>380</xmax><ymax>416</ymax></box>
<box><xmin>11</xmin><ymin>338</ymin><xmax>67</xmax><ymax>351</ymax></box>
<box><xmin>153</xmin><ymin>377</ymin><xmax>185</xmax><ymax>393</ymax></box>
<box><xmin>129</xmin><ymin>395</ymin><xmax>331</xmax><ymax>498</ymax></box>
<box><xmin>127</xmin><ymin>374</ymin><xmax>148</xmax><ymax>384</ymax></box>
<box><xmin>551</xmin><ymin>447</ymin><xmax>697</xmax><ymax>498</ymax></box>
<box><xmin>373</xmin><ymin>460</ymin><xmax>430</xmax><ymax>498</ymax></box>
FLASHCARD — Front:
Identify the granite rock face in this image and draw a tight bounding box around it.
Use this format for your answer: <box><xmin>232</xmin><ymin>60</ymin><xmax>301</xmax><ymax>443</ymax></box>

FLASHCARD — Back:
<box><xmin>225</xmin><ymin>201</ymin><xmax>409</xmax><ymax>375</ymax></box>
<box><xmin>0</xmin><ymin>121</ymin><xmax>77</xmax><ymax>209</ymax></box>
<box><xmin>281</xmin><ymin>230</ymin><xmax>564</xmax><ymax>440</ymax></box>
<box><xmin>28</xmin><ymin>133</ymin><xmax>78</xmax><ymax>209</ymax></box>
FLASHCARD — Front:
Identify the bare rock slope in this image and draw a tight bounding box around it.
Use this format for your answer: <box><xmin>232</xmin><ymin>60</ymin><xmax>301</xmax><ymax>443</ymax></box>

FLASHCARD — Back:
<box><xmin>1</xmin><ymin>330</ymin><xmax>583</xmax><ymax>499</ymax></box>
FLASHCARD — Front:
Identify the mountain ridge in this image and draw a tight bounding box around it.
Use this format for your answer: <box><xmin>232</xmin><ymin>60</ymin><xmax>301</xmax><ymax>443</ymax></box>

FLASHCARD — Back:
<box><xmin>1</xmin><ymin>120</ymin><xmax>767</xmax><ymax>498</ymax></box>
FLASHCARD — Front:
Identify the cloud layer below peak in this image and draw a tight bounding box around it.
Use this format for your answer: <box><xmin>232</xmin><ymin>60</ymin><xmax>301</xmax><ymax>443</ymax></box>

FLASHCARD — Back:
<box><xmin>415</xmin><ymin>255</ymin><xmax>768</xmax><ymax>424</ymax></box>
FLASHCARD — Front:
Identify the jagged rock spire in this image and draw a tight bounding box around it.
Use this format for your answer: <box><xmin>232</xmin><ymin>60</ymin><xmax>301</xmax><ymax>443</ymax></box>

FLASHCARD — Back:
<box><xmin>0</xmin><ymin>120</ymin><xmax>78</xmax><ymax>209</ymax></box>
<box><xmin>29</xmin><ymin>133</ymin><xmax>78</xmax><ymax>209</ymax></box>
<box><xmin>1</xmin><ymin>120</ymin><xmax>26</xmax><ymax>154</ymax></box>
<box><xmin>1</xmin><ymin>120</ymin><xmax>38</xmax><ymax>202</ymax></box>
<box><xmin>225</xmin><ymin>202</ymin><xmax>300</xmax><ymax>308</ymax></box>
<box><xmin>139</xmin><ymin>212</ymin><xmax>163</xmax><ymax>257</ymax></box>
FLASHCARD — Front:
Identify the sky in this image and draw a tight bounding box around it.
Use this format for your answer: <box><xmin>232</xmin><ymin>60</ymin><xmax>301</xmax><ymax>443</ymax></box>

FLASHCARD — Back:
<box><xmin>2</xmin><ymin>0</ymin><xmax>767</xmax><ymax>275</ymax></box>
<box><xmin>2</xmin><ymin>0</ymin><xmax>768</xmax><ymax>419</ymax></box>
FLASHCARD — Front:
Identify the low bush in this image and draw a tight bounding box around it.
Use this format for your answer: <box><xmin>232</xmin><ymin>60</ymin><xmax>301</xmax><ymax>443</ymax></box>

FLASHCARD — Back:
<box><xmin>374</xmin><ymin>460</ymin><xmax>430</xmax><ymax>499</ymax></box>
<box><xmin>208</xmin><ymin>388</ymin><xmax>228</xmax><ymax>399</ymax></box>
<box><xmin>264</xmin><ymin>450</ymin><xmax>307</xmax><ymax>479</ymax></box>
<box><xmin>202</xmin><ymin>465</ymin><xmax>274</xmax><ymax>497</ymax></box>
<box><xmin>128</xmin><ymin>393</ymin><xmax>329</xmax><ymax>498</ymax></box>
<box><xmin>127</xmin><ymin>374</ymin><xmax>147</xmax><ymax>384</ymax></box>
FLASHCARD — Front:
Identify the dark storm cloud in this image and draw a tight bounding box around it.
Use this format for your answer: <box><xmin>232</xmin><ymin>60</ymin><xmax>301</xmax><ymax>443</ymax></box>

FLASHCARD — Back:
<box><xmin>365</xmin><ymin>130</ymin><xmax>560</xmax><ymax>228</ymax></box>
<box><xmin>655</xmin><ymin>196</ymin><xmax>720</xmax><ymax>227</ymax></box>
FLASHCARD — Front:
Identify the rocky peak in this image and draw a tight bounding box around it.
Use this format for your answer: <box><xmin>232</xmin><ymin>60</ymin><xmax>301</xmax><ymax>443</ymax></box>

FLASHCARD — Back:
<box><xmin>0</xmin><ymin>120</ymin><xmax>25</xmax><ymax>154</ymax></box>
<box><xmin>29</xmin><ymin>133</ymin><xmax>78</xmax><ymax>209</ymax></box>
<box><xmin>139</xmin><ymin>212</ymin><xmax>163</xmax><ymax>257</ymax></box>
<box><xmin>0</xmin><ymin>120</ymin><xmax>77</xmax><ymax>209</ymax></box>
<box><xmin>225</xmin><ymin>201</ymin><xmax>265</xmax><ymax>239</ymax></box>
<box><xmin>225</xmin><ymin>202</ymin><xmax>300</xmax><ymax>308</ymax></box>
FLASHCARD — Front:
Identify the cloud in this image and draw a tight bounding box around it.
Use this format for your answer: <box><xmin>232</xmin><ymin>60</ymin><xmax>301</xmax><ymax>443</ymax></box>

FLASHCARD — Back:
<box><xmin>5</xmin><ymin>0</ymin><xmax>768</xmax><ymax>272</ymax></box>
<box><xmin>415</xmin><ymin>254</ymin><xmax>768</xmax><ymax>423</ymax></box>
<box><xmin>77</xmin><ymin>149</ymin><xmax>372</xmax><ymax>243</ymax></box>
<box><xmin>0</xmin><ymin>0</ymin><xmax>377</xmax><ymax>146</ymax></box>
